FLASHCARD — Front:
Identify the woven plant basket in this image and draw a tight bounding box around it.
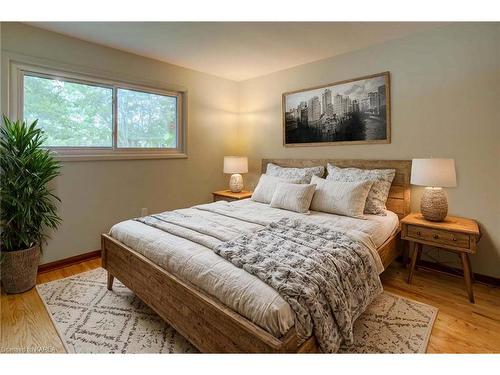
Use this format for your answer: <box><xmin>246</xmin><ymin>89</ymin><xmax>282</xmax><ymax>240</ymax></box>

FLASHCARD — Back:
<box><xmin>1</xmin><ymin>245</ymin><xmax>40</xmax><ymax>294</ymax></box>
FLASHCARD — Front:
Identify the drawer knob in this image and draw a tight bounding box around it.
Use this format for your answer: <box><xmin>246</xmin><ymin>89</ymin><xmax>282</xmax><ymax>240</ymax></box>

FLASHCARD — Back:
<box><xmin>416</xmin><ymin>231</ymin><xmax>421</xmax><ymax>236</ymax></box>
<box><xmin>452</xmin><ymin>236</ymin><xmax>457</xmax><ymax>241</ymax></box>
<box><xmin>433</xmin><ymin>234</ymin><xmax>439</xmax><ymax>239</ymax></box>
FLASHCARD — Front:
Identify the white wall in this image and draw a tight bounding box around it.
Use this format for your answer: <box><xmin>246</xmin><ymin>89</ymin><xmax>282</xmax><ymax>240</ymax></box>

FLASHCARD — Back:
<box><xmin>238</xmin><ymin>23</ymin><xmax>500</xmax><ymax>278</ymax></box>
<box><xmin>1</xmin><ymin>22</ymin><xmax>240</xmax><ymax>264</ymax></box>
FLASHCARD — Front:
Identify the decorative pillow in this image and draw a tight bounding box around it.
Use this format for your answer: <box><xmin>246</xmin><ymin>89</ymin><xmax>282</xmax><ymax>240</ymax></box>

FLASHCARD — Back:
<box><xmin>310</xmin><ymin>176</ymin><xmax>373</xmax><ymax>219</ymax></box>
<box><xmin>326</xmin><ymin>163</ymin><xmax>395</xmax><ymax>215</ymax></box>
<box><xmin>270</xmin><ymin>182</ymin><xmax>317</xmax><ymax>214</ymax></box>
<box><xmin>251</xmin><ymin>174</ymin><xmax>302</xmax><ymax>204</ymax></box>
<box><xmin>266</xmin><ymin>163</ymin><xmax>324</xmax><ymax>184</ymax></box>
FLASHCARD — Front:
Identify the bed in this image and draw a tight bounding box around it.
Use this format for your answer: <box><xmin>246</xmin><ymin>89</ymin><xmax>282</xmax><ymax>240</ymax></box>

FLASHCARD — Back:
<box><xmin>101</xmin><ymin>159</ymin><xmax>411</xmax><ymax>353</ymax></box>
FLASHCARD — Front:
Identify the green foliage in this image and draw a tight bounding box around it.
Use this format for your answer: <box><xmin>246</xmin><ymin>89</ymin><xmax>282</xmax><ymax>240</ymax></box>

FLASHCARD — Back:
<box><xmin>23</xmin><ymin>75</ymin><xmax>177</xmax><ymax>149</ymax></box>
<box><xmin>117</xmin><ymin>88</ymin><xmax>177</xmax><ymax>148</ymax></box>
<box><xmin>0</xmin><ymin>115</ymin><xmax>61</xmax><ymax>252</ymax></box>
<box><xmin>24</xmin><ymin>75</ymin><xmax>113</xmax><ymax>147</ymax></box>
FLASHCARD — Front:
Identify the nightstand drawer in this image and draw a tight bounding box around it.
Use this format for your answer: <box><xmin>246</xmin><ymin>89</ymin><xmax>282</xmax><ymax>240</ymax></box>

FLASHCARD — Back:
<box><xmin>407</xmin><ymin>225</ymin><xmax>470</xmax><ymax>249</ymax></box>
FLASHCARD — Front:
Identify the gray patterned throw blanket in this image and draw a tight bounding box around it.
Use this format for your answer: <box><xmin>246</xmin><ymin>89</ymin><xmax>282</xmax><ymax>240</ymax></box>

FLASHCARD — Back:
<box><xmin>214</xmin><ymin>218</ymin><xmax>383</xmax><ymax>352</ymax></box>
<box><xmin>136</xmin><ymin>210</ymin><xmax>383</xmax><ymax>353</ymax></box>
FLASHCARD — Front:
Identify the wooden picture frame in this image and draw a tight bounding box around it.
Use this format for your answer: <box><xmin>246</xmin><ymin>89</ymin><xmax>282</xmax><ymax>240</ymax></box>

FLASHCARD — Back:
<box><xmin>282</xmin><ymin>72</ymin><xmax>391</xmax><ymax>147</ymax></box>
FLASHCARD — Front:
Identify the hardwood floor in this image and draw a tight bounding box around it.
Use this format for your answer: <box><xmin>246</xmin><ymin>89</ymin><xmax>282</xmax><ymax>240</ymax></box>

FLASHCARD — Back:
<box><xmin>381</xmin><ymin>264</ymin><xmax>500</xmax><ymax>353</ymax></box>
<box><xmin>1</xmin><ymin>258</ymin><xmax>499</xmax><ymax>353</ymax></box>
<box><xmin>1</xmin><ymin>258</ymin><xmax>101</xmax><ymax>353</ymax></box>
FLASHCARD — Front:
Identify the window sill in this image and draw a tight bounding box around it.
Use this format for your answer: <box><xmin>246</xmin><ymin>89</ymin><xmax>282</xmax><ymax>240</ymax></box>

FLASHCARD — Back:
<box><xmin>53</xmin><ymin>152</ymin><xmax>188</xmax><ymax>162</ymax></box>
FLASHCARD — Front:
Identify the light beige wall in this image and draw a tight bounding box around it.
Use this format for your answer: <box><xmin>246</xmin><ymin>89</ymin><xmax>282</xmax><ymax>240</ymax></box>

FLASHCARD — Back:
<box><xmin>239</xmin><ymin>23</ymin><xmax>500</xmax><ymax>277</ymax></box>
<box><xmin>1</xmin><ymin>22</ymin><xmax>240</xmax><ymax>264</ymax></box>
<box><xmin>2</xmin><ymin>23</ymin><xmax>499</xmax><ymax>278</ymax></box>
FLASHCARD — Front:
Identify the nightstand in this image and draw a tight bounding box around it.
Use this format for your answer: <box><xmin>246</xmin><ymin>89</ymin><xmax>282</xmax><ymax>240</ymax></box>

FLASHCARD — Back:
<box><xmin>401</xmin><ymin>212</ymin><xmax>480</xmax><ymax>303</ymax></box>
<box><xmin>212</xmin><ymin>190</ymin><xmax>252</xmax><ymax>202</ymax></box>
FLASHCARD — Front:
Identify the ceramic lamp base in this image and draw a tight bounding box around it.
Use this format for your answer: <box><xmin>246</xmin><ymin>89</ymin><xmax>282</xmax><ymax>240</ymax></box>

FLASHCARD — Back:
<box><xmin>229</xmin><ymin>174</ymin><xmax>243</xmax><ymax>193</ymax></box>
<box><xmin>421</xmin><ymin>187</ymin><xmax>448</xmax><ymax>221</ymax></box>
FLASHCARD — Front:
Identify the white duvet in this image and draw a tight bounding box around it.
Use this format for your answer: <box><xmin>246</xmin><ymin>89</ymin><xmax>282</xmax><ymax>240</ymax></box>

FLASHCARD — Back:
<box><xmin>109</xmin><ymin>199</ymin><xmax>398</xmax><ymax>338</ymax></box>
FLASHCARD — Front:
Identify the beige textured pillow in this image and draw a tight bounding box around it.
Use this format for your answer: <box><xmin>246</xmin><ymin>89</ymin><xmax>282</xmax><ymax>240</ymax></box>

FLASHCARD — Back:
<box><xmin>251</xmin><ymin>174</ymin><xmax>302</xmax><ymax>204</ymax></box>
<box><xmin>270</xmin><ymin>182</ymin><xmax>316</xmax><ymax>214</ymax></box>
<box><xmin>310</xmin><ymin>175</ymin><xmax>373</xmax><ymax>219</ymax></box>
<box><xmin>326</xmin><ymin>163</ymin><xmax>395</xmax><ymax>215</ymax></box>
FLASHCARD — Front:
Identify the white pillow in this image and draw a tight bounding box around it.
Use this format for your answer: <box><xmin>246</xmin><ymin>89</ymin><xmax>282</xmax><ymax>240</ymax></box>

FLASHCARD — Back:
<box><xmin>326</xmin><ymin>163</ymin><xmax>395</xmax><ymax>215</ymax></box>
<box><xmin>270</xmin><ymin>182</ymin><xmax>316</xmax><ymax>214</ymax></box>
<box><xmin>266</xmin><ymin>163</ymin><xmax>324</xmax><ymax>184</ymax></box>
<box><xmin>251</xmin><ymin>174</ymin><xmax>302</xmax><ymax>204</ymax></box>
<box><xmin>310</xmin><ymin>176</ymin><xmax>373</xmax><ymax>219</ymax></box>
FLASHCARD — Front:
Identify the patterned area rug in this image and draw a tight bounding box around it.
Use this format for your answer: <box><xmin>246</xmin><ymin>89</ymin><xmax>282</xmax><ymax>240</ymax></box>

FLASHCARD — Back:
<box><xmin>36</xmin><ymin>268</ymin><xmax>437</xmax><ymax>354</ymax></box>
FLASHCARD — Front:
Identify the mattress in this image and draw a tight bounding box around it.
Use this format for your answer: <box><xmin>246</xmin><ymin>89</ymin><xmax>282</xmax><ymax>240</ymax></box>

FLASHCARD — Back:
<box><xmin>109</xmin><ymin>199</ymin><xmax>399</xmax><ymax>338</ymax></box>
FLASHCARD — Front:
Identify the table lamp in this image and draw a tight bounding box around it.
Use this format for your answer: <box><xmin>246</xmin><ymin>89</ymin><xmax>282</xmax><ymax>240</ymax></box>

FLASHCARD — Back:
<box><xmin>411</xmin><ymin>158</ymin><xmax>457</xmax><ymax>221</ymax></box>
<box><xmin>223</xmin><ymin>156</ymin><xmax>248</xmax><ymax>193</ymax></box>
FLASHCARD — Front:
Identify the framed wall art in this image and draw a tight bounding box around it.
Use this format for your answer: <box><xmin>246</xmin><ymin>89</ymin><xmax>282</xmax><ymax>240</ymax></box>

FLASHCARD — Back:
<box><xmin>283</xmin><ymin>72</ymin><xmax>390</xmax><ymax>146</ymax></box>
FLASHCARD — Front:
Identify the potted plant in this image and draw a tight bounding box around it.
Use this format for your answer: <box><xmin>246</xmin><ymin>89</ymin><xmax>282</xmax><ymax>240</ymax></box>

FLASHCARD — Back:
<box><xmin>0</xmin><ymin>115</ymin><xmax>61</xmax><ymax>293</ymax></box>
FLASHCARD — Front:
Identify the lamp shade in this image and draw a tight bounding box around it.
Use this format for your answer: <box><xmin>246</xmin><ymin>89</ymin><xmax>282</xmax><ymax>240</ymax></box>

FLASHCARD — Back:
<box><xmin>223</xmin><ymin>156</ymin><xmax>248</xmax><ymax>174</ymax></box>
<box><xmin>411</xmin><ymin>158</ymin><xmax>457</xmax><ymax>187</ymax></box>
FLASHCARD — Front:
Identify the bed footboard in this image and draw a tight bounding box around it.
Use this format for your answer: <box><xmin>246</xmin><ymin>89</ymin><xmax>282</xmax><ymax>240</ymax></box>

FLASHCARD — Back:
<box><xmin>101</xmin><ymin>230</ymin><xmax>400</xmax><ymax>353</ymax></box>
<box><xmin>101</xmin><ymin>234</ymin><xmax>308</xmax><ymax>353</ymax></box>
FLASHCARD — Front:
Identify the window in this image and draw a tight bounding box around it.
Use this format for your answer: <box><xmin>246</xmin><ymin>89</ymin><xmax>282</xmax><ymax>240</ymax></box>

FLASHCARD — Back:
<box><xmin>24</xmin><ymin>75</ymin><xmax>113</xmax><ymax>147</ymax></box>
<box><xmin>17</xmin><ymin>65</ymin><xmax>185</xmax><ymax>160</ymax></box>
<box><xmin>117</xmin><ymin>88</ymin><xmax>177</xmax><ymax>149</ymax></box>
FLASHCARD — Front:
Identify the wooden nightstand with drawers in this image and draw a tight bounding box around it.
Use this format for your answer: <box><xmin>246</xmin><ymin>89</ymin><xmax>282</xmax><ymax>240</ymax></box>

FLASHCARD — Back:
<box><xmin>212</xmin><ymin>190</ymin><xmax>252</xmax><ymax>202</ymax></box>
<box><xmin>401</xmin><ymin>212</ymin><xmax>480</xmax><ymax>303</ymax></box>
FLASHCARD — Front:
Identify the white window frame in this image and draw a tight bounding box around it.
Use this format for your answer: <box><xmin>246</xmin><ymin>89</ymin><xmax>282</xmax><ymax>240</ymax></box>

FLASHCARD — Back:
<box><xmin>9</xmin><ymin>60</ymin><xmax>187</xmax><ymax>161</ymax></box>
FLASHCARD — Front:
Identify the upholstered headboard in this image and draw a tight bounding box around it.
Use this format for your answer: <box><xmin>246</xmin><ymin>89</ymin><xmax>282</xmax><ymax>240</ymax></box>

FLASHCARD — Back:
<box><xmin>261</xmin><ymin>159</ymin><xmax>412</xmax><ymax>220</ymax></box>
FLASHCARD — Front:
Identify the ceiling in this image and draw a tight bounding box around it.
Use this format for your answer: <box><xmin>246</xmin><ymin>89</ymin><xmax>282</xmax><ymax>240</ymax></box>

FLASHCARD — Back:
<box><xmin>29</xmin><ymin>22</ymin><xmax>444</xmax><ymax>81</ymax></box>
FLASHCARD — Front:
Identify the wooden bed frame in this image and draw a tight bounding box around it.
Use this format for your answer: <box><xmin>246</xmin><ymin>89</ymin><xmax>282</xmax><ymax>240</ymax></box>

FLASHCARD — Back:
<box><xmin>101</xmin><ymin>159</ymin><xmax>411</xmax><ymax>353</ymax></box>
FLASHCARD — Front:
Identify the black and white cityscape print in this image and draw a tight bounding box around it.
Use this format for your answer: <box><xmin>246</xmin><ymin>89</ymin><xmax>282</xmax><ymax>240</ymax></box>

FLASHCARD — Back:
<box><xmin>283</xmin><ymin>73</ymin><xmax>389</xmax><ymax>145</ymax></box>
